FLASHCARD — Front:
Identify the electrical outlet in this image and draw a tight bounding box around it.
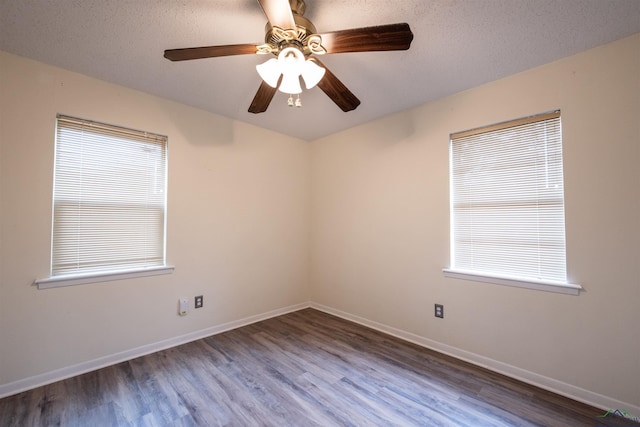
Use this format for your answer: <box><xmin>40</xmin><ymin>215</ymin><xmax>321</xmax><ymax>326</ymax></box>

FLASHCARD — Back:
<box><xmin>195</xmin><ymin>295</ymin><xmax>203</xmax><ymax>309</ymax></box>
<box><xmin>435</xmin><ymin>304</ymin><xmax>444</xmax><ymax>318</ymax></box>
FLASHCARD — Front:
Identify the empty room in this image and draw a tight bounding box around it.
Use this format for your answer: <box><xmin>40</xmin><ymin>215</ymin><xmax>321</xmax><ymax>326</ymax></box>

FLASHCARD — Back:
<box><xmin>1</xmin><ymin>0</ymin><xmax>639</xmax><ymax>425</ymax></box>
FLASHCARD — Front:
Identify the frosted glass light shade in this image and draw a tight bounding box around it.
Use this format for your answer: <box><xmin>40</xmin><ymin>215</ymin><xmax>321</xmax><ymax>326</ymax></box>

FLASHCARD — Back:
<box><xmin>256</xmin><ymin>58</ymin><xmax>281</xmax><ymax>88</ymax></box>
<box><xmin>279</xmin><ymin>47</ymin><xmax>303</xmax><ymax>70</ymax></box>
<box><xmin>256</xmin><ymin>46</ymin><xmax>325</xmax><ymax>95</ymax></box>
<box><xmin>279</xmin><ymin>72</ymin><xmax>303</xmax><ymax>94</ymax></box>
<box><xmin>301</xmin><ymin>60</ymin><xmax>326</xmax><ymax>89</ymax></box>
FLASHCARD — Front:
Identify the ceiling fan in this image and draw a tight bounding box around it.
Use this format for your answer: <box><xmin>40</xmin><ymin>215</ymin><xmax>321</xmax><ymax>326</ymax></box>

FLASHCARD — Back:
<box><xmin>163</xmin><ymin>0</ymin><xmax>413</xmax><ymax>113</ymax></box>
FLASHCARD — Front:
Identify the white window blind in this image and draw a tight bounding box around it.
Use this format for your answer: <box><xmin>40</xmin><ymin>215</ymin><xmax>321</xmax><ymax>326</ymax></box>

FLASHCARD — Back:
<box><xmin>51</xmin><ymin>115</ymin><xmax>167</xmax><ymax>277</ymax></box>
<box><xmin>449</xmin><ymin>111</ymin><xmax>567</xmax><ymax>284</ymax></box>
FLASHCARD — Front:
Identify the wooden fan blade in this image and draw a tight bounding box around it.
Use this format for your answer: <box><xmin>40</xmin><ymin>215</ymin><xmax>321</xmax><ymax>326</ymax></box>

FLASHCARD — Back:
<box><xmin>313</xmin><ymin>59</ymin><xmax>361</xmax><ymax>112</ymax></box>
<box><xmin>258</xmin><ymin>0</ymin><xmax>296</xmax><ymax>30</ymax></box>
<box><xmin>164</xmin><ymin>44</ymin><xmax>258</xmax><ymax>61</ymax></box>
<box><xmin>248</xmin><ymin>81</ymin><xmax>279</xmax><ymax>114</ymax></box>
<box><xmin>319</xmin><ymin>23</ymin><xmax>413</xmax><ymax>54</ymax></box>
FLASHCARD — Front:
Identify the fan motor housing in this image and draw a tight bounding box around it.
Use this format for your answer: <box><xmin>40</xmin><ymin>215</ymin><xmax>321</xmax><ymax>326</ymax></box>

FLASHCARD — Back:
<box><xmin>263</xmin><ymin>0</ymin><xmax>318</xmax><ymax>56</ymax></box>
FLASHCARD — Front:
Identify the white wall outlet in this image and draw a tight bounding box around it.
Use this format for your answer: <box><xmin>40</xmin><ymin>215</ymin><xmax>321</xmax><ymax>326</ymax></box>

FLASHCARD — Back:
<box><xmin>179</xmin><ymin>298</ymin><xmax>189</xmax><ymax>316</ymax></box>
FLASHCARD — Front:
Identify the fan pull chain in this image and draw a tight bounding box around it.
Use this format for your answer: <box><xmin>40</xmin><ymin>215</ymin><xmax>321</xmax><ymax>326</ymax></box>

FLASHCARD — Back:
<box><xmin>287</xmin><ymin>95</ymin><xmax>302</xmax><ymax>108</ymax></box>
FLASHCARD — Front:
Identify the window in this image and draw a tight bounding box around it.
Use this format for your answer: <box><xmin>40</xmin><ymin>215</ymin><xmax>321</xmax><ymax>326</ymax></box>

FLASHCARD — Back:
<box><xmin>37</xmin><ymin>115</ymin><xmax>172</xmax><ymax>289</ymax></box>
<box><xmin>444</xmin><ymin>111</ymin><xmax>581</xmax><ymax>295</ymax></box>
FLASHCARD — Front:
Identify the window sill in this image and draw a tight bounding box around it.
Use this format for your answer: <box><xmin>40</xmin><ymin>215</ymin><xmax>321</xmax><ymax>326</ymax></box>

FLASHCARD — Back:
<box><xmin>442</xmin><ymin>268</ymin><xmax>582</xmax><ymax>295</ymax></box>
<box><xmin>35</xmin><ymin>266</ymin><xmax>175</xmax><ymax>289</ymax></box>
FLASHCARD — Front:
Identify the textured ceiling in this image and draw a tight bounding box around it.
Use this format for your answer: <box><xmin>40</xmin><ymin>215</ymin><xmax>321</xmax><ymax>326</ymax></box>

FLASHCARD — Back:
<box><xmin>1</xmin><ymin>0</ymin><xmax>639</xmax><ymax>141</ymax></box>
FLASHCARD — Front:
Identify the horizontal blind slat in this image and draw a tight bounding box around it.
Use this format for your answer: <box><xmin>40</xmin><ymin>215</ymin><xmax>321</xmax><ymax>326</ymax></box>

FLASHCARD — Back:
<box><xmin>450</xmin><ymin>113</ymin><xmax>567</xmax><ymax>283</ymax></box>
<box><xmin>52</xmin><ymin>115</ymin><xmax>167</xmax><ymax>277</ymax></box>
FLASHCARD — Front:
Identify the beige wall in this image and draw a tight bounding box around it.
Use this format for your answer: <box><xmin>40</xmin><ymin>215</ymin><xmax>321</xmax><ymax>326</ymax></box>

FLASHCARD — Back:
<box><xmin>310</xmin><ymin>34</ymin><xmax>640</xmax><ymax>408</ymax></box>
<box><xmin>0</xmin><ymin>51</ymin><xmax>310</xmax><ymax>387</ymax></box>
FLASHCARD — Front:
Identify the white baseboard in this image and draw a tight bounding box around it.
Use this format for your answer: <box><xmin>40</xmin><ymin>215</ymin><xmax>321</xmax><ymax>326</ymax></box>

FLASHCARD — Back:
<box><xmin>310</xmin><ymin>302</ymin><xmax>640</xmax><ymax>419</ymax></box>
<box><xmin>0</xmin><ymin>302</ymin><xmax>311</xmax><ymax>399</ymax></box>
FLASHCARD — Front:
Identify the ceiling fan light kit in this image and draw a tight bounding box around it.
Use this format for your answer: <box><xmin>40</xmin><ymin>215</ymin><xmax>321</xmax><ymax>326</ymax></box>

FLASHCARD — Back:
<box><xmin>256</xmin><ymin>46</ymin><xmax>326</xmax><ymax>94</ymax></box>
<box><xmin>163</xmin><ymin>0</ymin><xmax>413</xmax><ymax>113</ymax></box>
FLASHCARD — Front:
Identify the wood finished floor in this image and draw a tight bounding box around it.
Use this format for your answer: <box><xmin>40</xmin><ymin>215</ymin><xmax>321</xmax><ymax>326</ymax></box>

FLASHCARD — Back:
<box><xmin>1</xmin><ymin>308</ymin><xmax>636</xmax><ymax>427</ymax></box>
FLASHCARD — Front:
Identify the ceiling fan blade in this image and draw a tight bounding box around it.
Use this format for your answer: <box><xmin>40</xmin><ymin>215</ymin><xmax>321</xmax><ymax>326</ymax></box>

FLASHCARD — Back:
<box><xmin>248</xmin><ymin>81</ymin><xmax>279</xmax><ymax>114</ymax></box>
<box><xmin>319</xmin><ymin>23</ymin><xmax>413</xmax><ymax>54</ymax></box>
<box><xmin>313</xmin><ymin>59</ymin><xmax>361</xmax><ymax>112</ymax></box>
<box><xmin>257</xmin><ymin>0</ymin><xmax>296</xmax><ymax>30</ymax></box>
<box><xmin>164</xmin><ymin>44</ymin><xmax>258</xmax><ymax>61</ymax></box>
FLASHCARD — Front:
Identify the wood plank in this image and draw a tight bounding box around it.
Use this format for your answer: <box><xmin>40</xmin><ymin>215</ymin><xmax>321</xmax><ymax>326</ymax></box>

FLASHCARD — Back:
<box><xmin>1</xmin><ymin>308</ymin><xmax>636</xmax><ymax>426</ymax></box>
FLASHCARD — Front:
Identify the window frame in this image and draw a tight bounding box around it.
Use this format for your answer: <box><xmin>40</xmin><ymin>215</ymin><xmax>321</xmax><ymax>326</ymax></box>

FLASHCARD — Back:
<box><xmin>443</xmin><ymin>111</ymin><xmax>581</xmax><ymax>295</ymax></box>
<box><xmin>35</xmin><ymin>115</ymin><xmax>173</xmax><ymax>289</ymax></box>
